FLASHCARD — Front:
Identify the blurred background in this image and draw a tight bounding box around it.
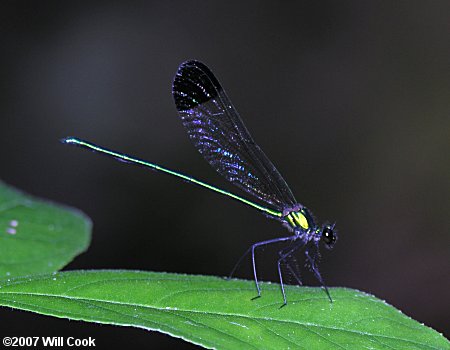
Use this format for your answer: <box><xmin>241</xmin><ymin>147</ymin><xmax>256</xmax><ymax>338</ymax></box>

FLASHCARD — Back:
<box><xmin>1</xmin><ymin>1</ymin><xmax>449</xmax><ymax>348</ymax></box>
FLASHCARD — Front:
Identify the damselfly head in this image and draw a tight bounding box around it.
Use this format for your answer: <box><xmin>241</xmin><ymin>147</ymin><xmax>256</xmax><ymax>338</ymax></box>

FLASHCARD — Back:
<box><xmin>321</xmin><ymin>223</ymin><xmax>337</xmax><ymax>249</ymax></box>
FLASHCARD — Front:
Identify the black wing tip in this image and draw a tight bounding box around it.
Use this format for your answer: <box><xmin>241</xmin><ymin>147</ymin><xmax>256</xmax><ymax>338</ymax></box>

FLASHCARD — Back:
<box><xmin>177</xmin><ymin>60</ymin><xmax>220</xmax><ymax>86</ymax></box>
<box><xmin>172</xmin><ymin>60</ymin><xmax>222</xmax><ymax>111</ymax></box>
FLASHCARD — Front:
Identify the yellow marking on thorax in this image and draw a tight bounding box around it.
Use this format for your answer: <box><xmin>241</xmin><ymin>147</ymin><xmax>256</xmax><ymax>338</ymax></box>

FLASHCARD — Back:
<box><xmin>286</xmin><ymin>211</ymin><xmax>309</xmax><ymax>230</ymax></box>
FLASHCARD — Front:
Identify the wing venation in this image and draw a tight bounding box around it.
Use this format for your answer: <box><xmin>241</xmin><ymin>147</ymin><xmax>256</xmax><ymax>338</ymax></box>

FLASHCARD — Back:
<box><xmin>172</xmin><ymin>60</ymin><xmax>297</xmax><ymax>211</ymax></box>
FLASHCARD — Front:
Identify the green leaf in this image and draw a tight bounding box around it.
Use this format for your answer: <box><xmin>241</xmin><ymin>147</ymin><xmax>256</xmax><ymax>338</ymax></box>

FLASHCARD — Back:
<box><xmin>0</xmin><ymin>181</ymin><xmax>91</xmax><ymax>278</ymax></box>
<box><xmin>0</xmin><ymin>270</ymin><xmax>447</xmax><ymax>349</ymax></box>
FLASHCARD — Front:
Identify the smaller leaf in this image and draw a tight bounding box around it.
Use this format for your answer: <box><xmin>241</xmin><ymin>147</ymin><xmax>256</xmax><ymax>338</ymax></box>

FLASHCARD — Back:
<box><xmin>0</xmin><ymin>270</ymin><xmax>447</xmax><ymax>350</ymax></box>
<box><xmin>0</xmin><ymin>181</ymin><xmax>91</xmax><ymax>277</ymax></box>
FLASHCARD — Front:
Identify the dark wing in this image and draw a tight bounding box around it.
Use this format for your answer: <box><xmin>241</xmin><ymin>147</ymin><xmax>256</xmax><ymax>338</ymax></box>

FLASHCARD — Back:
<box><xmin>172</xmin><ymin>60</ymin><xmax>297</xmax><ymax>211</ymax></box>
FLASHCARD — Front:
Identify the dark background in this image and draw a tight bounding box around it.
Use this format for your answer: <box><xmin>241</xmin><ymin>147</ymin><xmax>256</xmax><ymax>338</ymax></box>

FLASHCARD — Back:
<box><xmin>1</xmin><ymin>1</ymin><xmax>449</xmax><ymax>348</ymax></box>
